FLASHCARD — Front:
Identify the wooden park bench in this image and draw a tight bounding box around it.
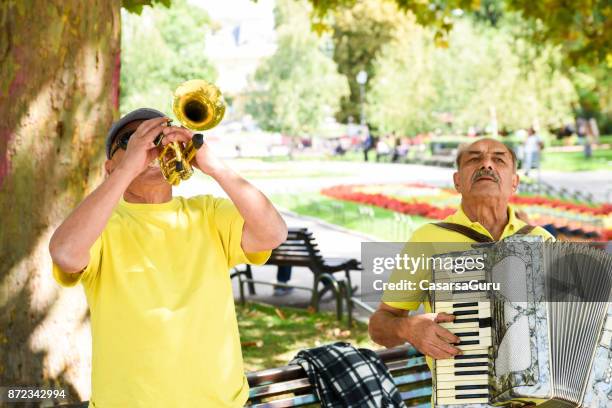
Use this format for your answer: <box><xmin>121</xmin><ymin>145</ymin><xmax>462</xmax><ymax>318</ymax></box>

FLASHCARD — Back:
<box><xmin>57</xmin><ymin>345</ymin><xmax>431</xmax><ymax>408</ymax></box>
<box><xmin>245</xmin><ymin>344</ymin><xmax>431</xmax><ymax>407</ymax></box>
<box><xmin>232</xmin><ymin>228</ymin><xmax>362</xmax><ymax>321</ymax></box>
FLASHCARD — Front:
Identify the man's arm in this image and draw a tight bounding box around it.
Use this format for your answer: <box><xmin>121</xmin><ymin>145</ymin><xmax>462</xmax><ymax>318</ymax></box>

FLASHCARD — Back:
<box><xmin>210</xmin><ymin>167</ymin><xmax>288</xmax><ymax>253</ymax></box>
<box><xmin>369</xmin><ymin>302</ymin><xmax>411</xmax><ymax>348</ymax></box>
<box><xmin>49</xmin><ymin>117</ymin><xmax>169</xmax><ymax>273</ymax></box>
<box><xmin>49</xmin><ymin>167</ymin><xmax>135</xmax><ymax>273</ymax></box>
<box><xmin>368</xmin><ymin>302</ymin><xmax>462</xmax><ymax>359</ymax></box>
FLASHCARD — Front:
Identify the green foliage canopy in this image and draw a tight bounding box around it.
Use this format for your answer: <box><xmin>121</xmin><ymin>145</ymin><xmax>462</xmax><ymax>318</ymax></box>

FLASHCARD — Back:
<box><xmin>366</xmin><ymin>18</ymin><xmax>578</xmax><ymax>135</ymax></box>
<box><xmin>330</xmin><ymin>0</ymin><xmax>413</xmax><ymax>123</ymax></box>
<box><xmin>307</xmin><ymin>0</ymin><xmax>611</xmax><ymax>67</ymax></box>
<box><xmin>246</xmin><ymin>0</ymin><xmax>349</xmax><ymax>136</ymax></box>
<box><xmin>120</xmin><ymin>0</ymin><xmax>216</xmax><ymax>115</ymax></box>
<box><xmin>122</xmin><ymin>0</ymin><xmax>172</xmax><ymax>15</ymax></box>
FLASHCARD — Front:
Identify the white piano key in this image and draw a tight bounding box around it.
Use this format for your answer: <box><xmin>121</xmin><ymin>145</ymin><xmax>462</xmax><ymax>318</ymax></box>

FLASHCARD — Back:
<box><xmin>437</xmin><ymin>365</ymin><xmax>489</xmax><ymax>374</ymax></box>
<box><xmin>434</xmin><ymin>379</ymin><xmax>488</xmax><ymax>390</ymax></box>
<box><xmin>437</xmin><ymin>372</ymin><xmax>488</xmax><ymax>382</ymax></box>
<box><xmin>439</xmin><ymin>321</ymin><xmax>479</xmax><ymax>330</ymax></box>
<box><xmin>437</xmin><ymin>396</ymin><xmax>489</xmax><ymax>404</ymax></box>
<box><xmin>437</xmin><ymin>387</ymin><xmax>489</xmax><ymax>398</ymax></box>
<box><xmin>437</xmin><ymin>356</ymin><xmax>489</xmax><ymax>367</ymax></box>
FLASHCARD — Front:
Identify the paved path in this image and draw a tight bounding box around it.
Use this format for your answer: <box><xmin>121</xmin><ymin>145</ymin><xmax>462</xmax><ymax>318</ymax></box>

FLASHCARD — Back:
<box><xmin>536</xmin><ymin>170</ymin><xmax>611</xmax><ymax>202</ymax></box>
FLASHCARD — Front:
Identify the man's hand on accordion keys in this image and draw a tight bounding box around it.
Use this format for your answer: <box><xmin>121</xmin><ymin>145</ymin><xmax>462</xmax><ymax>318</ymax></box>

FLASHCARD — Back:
<box><xmin>401</xmin><ymin>312</ymin><xmax>463</xmax><ymax>359</ymax></box>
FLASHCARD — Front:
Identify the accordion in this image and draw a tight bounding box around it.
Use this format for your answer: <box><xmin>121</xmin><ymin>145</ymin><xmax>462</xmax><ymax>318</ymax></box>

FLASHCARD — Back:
<box><xmin>430</xmin><ymin>237</ymin><xmax>612</xmax><ymax>408</ymax></box>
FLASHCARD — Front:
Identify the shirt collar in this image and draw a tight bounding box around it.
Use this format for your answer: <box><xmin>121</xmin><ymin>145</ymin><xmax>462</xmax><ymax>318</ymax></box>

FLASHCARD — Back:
<box><xmin>446</xmin><ymin>204</ymin><xmax>526</xmax><ymax>240</ymax></box>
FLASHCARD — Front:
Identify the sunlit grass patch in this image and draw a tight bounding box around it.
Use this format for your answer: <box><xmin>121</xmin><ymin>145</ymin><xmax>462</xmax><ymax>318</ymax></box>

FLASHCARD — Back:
<box><xmin>238</xmin><ymin>302</ymin><xmax>377</xmax><ymax>372</ymax></box>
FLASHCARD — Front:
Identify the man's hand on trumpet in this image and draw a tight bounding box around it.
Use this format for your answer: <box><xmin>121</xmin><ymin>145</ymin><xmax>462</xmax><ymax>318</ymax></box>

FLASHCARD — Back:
<box><xmin>160</xmin><ymin>125</ymin><xmax>227</xmax><ymax>177</ymax></box>
<box><xmin>114</xmin><ymin>117</ymin><xmax>170</xmax><ymax>179</ymax></box>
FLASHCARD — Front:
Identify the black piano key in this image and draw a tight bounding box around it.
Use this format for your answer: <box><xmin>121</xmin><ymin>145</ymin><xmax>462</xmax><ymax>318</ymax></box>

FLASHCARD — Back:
<box><xmin>456</xmin><ymin>394</ymin><xmax>489</xmax><ymax>399</ymax></box>
<box><xmin>456</xmin><ymin>331</ymin><xmax>479</xmax><ymax>337</ymax></box>
<box><xmin>455</xmin><ymin>362</ymin><xmax>488</xmax><ymax>368</ymax></box>
<box><xmin>479</xmin><ymin>317</ymin><xmax>492</xmax><ymax>328</ymax></box>
<box><xmin>455</xmin><ymin>370</ymin><xmax>488</xmax><ymax>376</ymax></box>
<box><xmin>452</xmin><ymin>302</ymin><xmax>478</xmax><ymax>308</ymax></box>
<box><xmin>455</xmin><ymin>384</ymin><xmax>488</xmax><ymax>390</ymax></box>
<box><xmin>451</xmin><ymin>317</ymin><xmax>491</xmax><ymax>327</ymax></box>
<box><xmin>457</xmin><ymin>340</ymin><xmax>480</xmax><ymax>345</ymax></box>
<box><xmin>454</xmin><ymin>353</ymin><xmax>488</xmax><ymax>360</ymax></box>
<box><xmin>454</xmin><ymin>310</ymin><xmax>478</xmax><ymax>316</ymax></box>
<box><xmin>454</xmin><ymin>317</ymin><xmax>479</xmax><ymax>324</ymax></box>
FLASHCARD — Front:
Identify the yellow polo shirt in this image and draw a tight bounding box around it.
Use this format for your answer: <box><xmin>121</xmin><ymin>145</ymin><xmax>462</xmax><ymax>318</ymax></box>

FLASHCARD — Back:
<box><xmin>384</xmin><ymin>204</ymin><xmax>554</xmax><ymax>312</ymax></box>
<box><xmin>382</xmin><ymin>205</ymin><xmax>554</xmax><ymax>379</ymax></box>
<box><xmin>52</xmin><ymin>195</ymin><xmax>270</xmax><ymax>408</ymax></box>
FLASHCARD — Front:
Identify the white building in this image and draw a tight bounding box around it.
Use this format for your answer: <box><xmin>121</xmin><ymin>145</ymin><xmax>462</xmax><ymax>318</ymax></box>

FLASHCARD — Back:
<box><xmin>190</xmin><ymin>0</ymin><xmax>277</xmax><ymax>96</ymax></box>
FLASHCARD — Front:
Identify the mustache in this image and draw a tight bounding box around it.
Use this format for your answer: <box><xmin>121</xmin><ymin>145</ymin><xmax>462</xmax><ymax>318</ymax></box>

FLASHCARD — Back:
<box><xmin>472</xmin><ymin>168</ymin><xmax>500</xmax><ymax>184</ymax></box>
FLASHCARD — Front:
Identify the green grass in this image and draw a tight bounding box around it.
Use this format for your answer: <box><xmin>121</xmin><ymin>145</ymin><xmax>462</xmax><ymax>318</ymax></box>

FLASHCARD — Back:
<box><xmin>238</xmin><ymin>302</ymin><xmax>375</xmax><ymax>372</ymax></box>
<box><xmin>599</xmin><ymin>135</ymin><xmax>612</xmax><ymax>145</ymax></box>
<box><xmin>540</xmin><ymin>148</ymin><xmax>612</xmax><ymax>171</ymax></box>
<box><xmin>270</xmin><ymin>192</ymin><xmax>431</xmax><ymax>241</ymax></box>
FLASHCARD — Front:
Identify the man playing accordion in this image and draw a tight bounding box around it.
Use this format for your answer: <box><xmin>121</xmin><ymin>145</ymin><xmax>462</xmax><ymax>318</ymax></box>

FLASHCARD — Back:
<box><xmin>368</xmin><ymin>138</ymin><xmax>554</xmax><ymax>406</ymax></box>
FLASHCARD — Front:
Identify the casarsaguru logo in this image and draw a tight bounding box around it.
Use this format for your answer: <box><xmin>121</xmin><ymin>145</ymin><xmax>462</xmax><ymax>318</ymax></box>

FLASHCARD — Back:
<box><xmin>372</xmin><ymin>279</ymin><xmax>500</xmax><ymax>292</ymax></box>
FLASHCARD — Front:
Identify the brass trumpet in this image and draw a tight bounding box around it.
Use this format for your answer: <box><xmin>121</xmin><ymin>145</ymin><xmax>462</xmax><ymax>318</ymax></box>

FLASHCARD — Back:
<box><xmin>157</xmin><ymin>79</ymin><xmax>226</xmax><ymax>186</ymax></box>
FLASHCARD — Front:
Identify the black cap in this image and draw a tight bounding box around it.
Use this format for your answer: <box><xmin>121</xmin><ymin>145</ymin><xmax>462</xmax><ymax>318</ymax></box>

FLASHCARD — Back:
<box><xmin>105</xmin><ymin>108</ymin><xmax>166</xmax><ymax>159</ymax></box>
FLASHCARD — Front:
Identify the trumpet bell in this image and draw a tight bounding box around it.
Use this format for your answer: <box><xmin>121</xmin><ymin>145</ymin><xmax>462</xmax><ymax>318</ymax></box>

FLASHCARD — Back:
<box><xmin>172</xmin><ymin>79</ymin><xmax>225</xmax><ymax>131</ymax></box>
<box><xmin>156</xmin><ymin>79</ymin><xmax>225</xmax><ymax>186</ymax></box>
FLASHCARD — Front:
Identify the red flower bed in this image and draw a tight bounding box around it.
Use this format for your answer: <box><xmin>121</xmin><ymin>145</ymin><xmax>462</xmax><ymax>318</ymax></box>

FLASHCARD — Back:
<box><xmin>321</xmin><ymin>185</ymin><xmax>455</xmax><ymax>220</ymax></box>
<box><xmin>321</xmin><ymin>184</ymin><xmax>612</xmax><ymax>240</ymax></box>
<box><xmin>510</xmin><ymin>196</ymin><xmax>612</xmax><ymax>216</ymax></box>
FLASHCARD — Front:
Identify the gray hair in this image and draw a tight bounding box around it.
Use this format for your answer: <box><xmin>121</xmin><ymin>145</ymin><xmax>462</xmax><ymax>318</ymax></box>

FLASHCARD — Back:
<box><xmin>455</xmin><ymin>138</ymin><xmax>517</xmax><ymax>171</ymax></box>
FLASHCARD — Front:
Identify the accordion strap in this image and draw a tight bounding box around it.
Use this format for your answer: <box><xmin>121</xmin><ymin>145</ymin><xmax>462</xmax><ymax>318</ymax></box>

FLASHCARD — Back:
<box><xmin>515</xmin><ymin>225</ymin><xmax>535</xmax><ymax>235</ymax></box>
<box><xmin>433</xmin><ymin>222</ymin><xmax>536</xmax><ymax>242</ymax></box>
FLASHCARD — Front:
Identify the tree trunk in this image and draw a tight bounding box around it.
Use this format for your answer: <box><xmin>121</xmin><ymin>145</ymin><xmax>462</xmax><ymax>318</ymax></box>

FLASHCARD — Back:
<box><xmin>0</xmin><ymin>1</ymin><xmax>120</xmax><ymax>402</ymax></box>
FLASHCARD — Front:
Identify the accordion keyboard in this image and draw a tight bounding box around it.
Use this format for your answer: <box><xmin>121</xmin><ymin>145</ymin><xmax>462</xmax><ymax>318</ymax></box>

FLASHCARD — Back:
<box><xmin>434</xmin><ymin>267</ymin><xmax>492</xmax><ymax>405</ymax></box>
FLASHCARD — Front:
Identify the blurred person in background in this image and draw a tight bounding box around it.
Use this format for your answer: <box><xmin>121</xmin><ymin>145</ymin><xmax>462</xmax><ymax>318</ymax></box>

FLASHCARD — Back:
<box><xmin>522</xmin><ymin>127</ymin><xmax>544</xmax><ymax>176</ymax></box>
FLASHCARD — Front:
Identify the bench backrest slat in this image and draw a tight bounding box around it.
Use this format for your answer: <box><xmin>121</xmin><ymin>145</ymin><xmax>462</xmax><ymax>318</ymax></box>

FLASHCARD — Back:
<box><xmin>249</xmin><ymin>378</ymin><xmax>311</xmax><ymax>399</ymax></box>
<box><xmin>266</xmin><ymin>228</ymin><xmax>329</xmax><ymax>269</ymax></box>
<box><xmin>249</xmin><ymin>394</ymin><xmax>319</xmax><ymax>408</ymax></box>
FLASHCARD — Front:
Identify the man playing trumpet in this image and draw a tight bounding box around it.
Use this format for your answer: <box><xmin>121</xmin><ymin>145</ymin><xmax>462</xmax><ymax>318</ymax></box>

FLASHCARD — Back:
<box><xmin>49</xmin><ymin>108</ymin><xmax>287</xmax><ymax>407</ymax></box>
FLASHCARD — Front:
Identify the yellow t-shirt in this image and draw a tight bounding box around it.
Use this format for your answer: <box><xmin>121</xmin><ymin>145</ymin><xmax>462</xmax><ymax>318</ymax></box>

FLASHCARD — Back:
<box><xmin>52</xmin><ymin>195</ymin><xmax>271</xmax><ymax>408</ymax></box>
